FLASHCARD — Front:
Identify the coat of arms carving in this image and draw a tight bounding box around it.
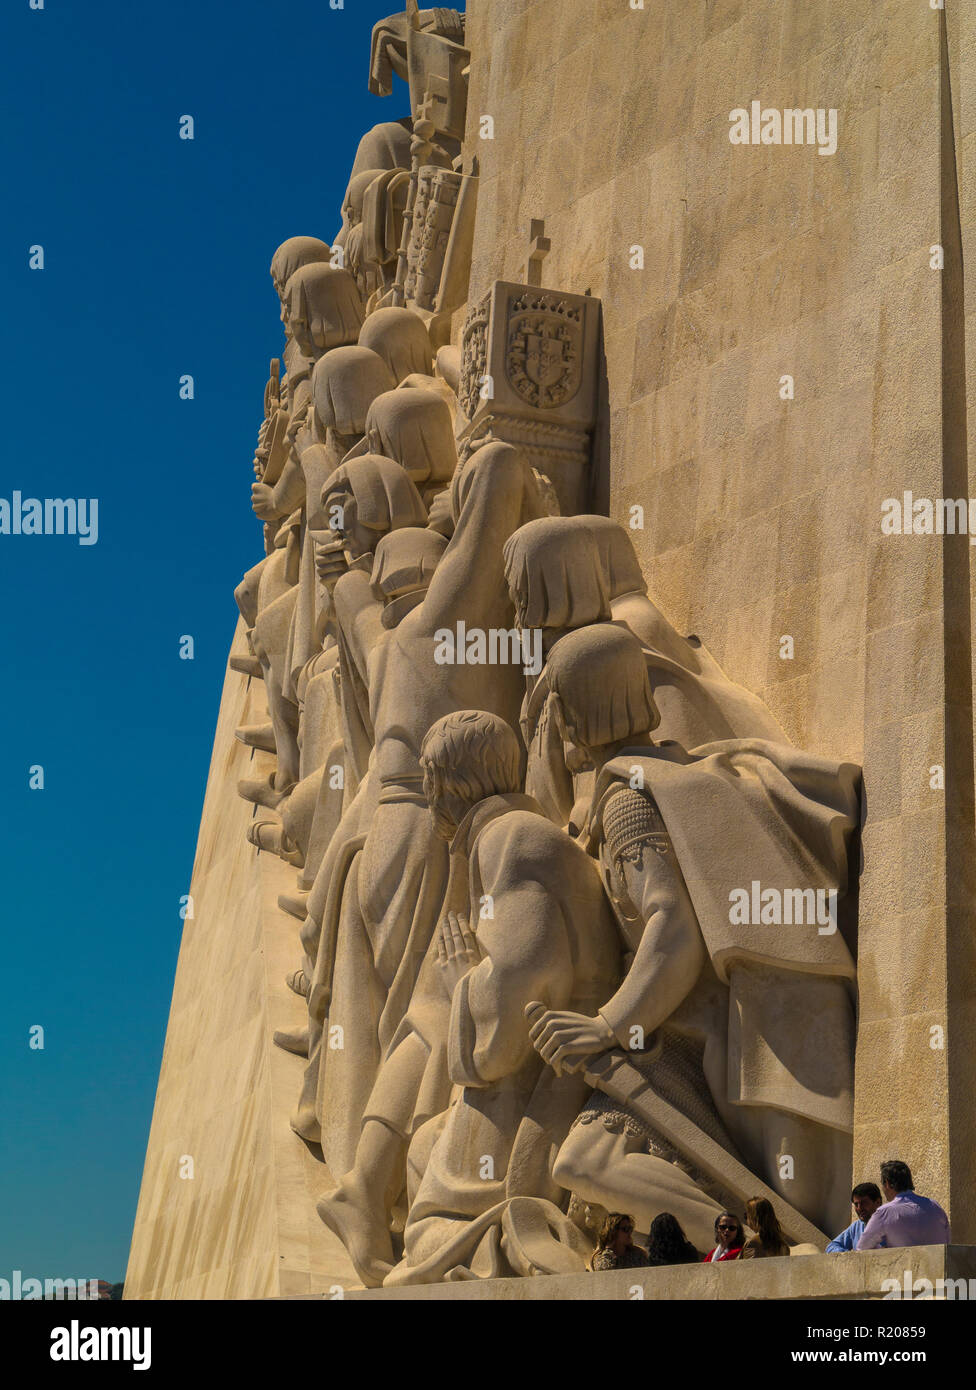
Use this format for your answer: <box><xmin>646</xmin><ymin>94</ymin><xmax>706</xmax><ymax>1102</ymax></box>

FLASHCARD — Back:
<box><xmin>506</xmin><ymin>295</ymin><xmax>583</xmax><ymax>410</ymax></box>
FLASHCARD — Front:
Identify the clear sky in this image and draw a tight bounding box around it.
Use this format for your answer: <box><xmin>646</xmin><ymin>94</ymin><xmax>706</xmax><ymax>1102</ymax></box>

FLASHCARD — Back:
<box><xmin>0</xmin><ymin>0</ymin><xmax>414</xmax><ymax>1287</ymax></box>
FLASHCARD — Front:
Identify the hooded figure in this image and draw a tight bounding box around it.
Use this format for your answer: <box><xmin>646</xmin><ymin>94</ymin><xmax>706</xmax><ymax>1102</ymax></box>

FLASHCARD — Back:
<box><xmin>503</xmin><ymin>517</ymin><xmax>613</xmax><ymax>637</ymax></box>
<box><xmin>311</xmin><ymin>346</ymin><xmax>397</xmax><ymax>438</ymax></box>
<box><xmin>359</xmin><ymin>307</ymin><xmax>435</xmax><ymax>384</ymax></box>
<box><xmin>504</xmin><ymin>515</ymin><xmax>790</xmax><ymax>829</ymax></box>
<box><xmin>362</xmin><ymin>387</ymin><xmax>457</xmax><ymax>498</ymax></box>
<box><xmin>282</xmin><ymin>263</ymin><xmax>365</xmax><ymax>361</ymax></box>
<box><xmin>283</xmin><ymin>354</ymin><xmax>400</xmax><ymax>712</ymax></box>
<box><xmin>271</xmin><ymin>235</ymin><xmax>332</xmax><ymax>303</ymax></box>
<box><xmin>502</xmin><ymin>517</ymin><xmax>614</xmax><ymax>823</ymax></box>
<box><xmin>336</xmin><ymin>122</ymin><xmax>413</xmax><ymax>245</ymax></box>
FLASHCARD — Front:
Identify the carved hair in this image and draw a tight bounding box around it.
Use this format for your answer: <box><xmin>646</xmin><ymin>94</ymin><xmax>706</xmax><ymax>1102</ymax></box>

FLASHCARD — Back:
<box><xmin>359</xmin><ymin>307</ymin><xmax>434</xmax><ymax>384</ymax></box>
<box><xmin>366</xmin><ymin>388</ymin><xmax>457</xmax><ymax>486</ymax></box>
<box><xmin>322</xmin><ymin>455</ymin><xmax>427</xmax><ymax>534</ymax></box>
<box><xmin>420</xmin><ymin>711</ymin><xmax>523</xmax><ymax>810</ymax></box>
<box><xmin>284</xmin><ymin>265</ymin><xmax>365</xmax><ymax>355</ymax></box>
<box><xmin>580</xmin><ymin>516</ymin><xmax>648</xmax><ymax>599</ymax></box>
<box><xmin>312</xmin><ymin>347</ymin><xmax>396</xmax><ymax>435</ymax></box>
<box><xmin>270</xmin><ymin>236</ymin><xmax>331</xmax><ymax>296</ymax></box>
<box><xmin>371</xmin><ymin>526</ymin><xmax>447</xmax><ymax>597</ymax></box>
<box><xmin>343</xmin><ymin>168</ymin><xmax>386</xmax><ymax>224</ymax></box>
<box><xmin>545</xmin><ymin>623</ymin><xmax>659</xmax><ymax>749</ymax></box>
<box><xmin>503</xmin><ymin>517</ymin><xmax>612</xmax><ymax>632</ymax></box>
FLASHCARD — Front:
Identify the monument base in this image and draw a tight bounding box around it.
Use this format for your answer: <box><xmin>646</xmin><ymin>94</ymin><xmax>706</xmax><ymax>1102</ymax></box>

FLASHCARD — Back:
<box><xmin>283</xmin><ymin>1246</ymin><xmax>976</xmax><ymax>1301</ymax></box>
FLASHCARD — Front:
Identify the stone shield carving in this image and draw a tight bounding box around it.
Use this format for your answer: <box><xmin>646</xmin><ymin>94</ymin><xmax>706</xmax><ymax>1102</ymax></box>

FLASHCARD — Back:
<box><xmin>506</xmin><ymin>295</ymin><xmax>583</xmax><ymax>410</ymax></box>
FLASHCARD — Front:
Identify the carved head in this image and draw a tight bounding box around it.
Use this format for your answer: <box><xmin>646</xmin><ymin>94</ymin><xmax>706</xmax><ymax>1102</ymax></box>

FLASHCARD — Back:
<box><xmin>365</xmin><ymin>387</ymin><xmax>456</xmax><ymax>487</ymax></box>
<box><xmin>579</xmin><ymin>516</ymin><xmax>648</xmax><ymax>600</ymax></box>
<box><xmin>270</xmin><ymin>236</ymin><xmax>332</xmax><ymax>304</ymax></box>
<box><xmin>321</xmin><ymin>453</ymin><xmax>427</xmax><ymax>563</ymax></box>
<box><xmin>283</xmin><ymin>265</ymin><xmax>365</xmax><ymax>358</ymax></box>
<box><xmin>343</xmin><ymin>168</ymin><xmax>387</xmax><ymax>228</ymax></box>
<box><xmin>359</xmin><ymin>307</ymin><xmax>434</xmax><ymax>384</ymax></box>
<box><xmin>311</xmin><ymin>346</ymin><xmax>397</xmax><ymax>438</ymax></box>
<box><xmin>544</xmin><ymin>623</ymin><xmax>660</xmax><ymax>766</ymax></box>
<box><xmin>371</xmin><ymin>526</ymin><xmax>447</xmax><ymax>626</ymax></box>
<box><xmin>503</xmin><ymin>517</ymin><xmax>612</xmax><ymax>636</ymax></box>
<box><xmin>369</xmin><ymin>9</ymin><xmax>465</xmax><ymax>97</ymax></box>
<box><xmin>420</xmin><ymin>710</ymin><xmax>523</xmax><ymax>840</ymax></box>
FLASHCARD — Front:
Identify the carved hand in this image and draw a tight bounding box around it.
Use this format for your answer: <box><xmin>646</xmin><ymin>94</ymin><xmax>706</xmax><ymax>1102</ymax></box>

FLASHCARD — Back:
<box><xmin>313</xmin><ymin>535</ymin><xmax>348</xmax><ymax>586</ymax></box>
<box><xmin>426</xmin><ymin>488</ymin><xmax>454</xmax><ymax>538</ymax></box>
<box><xmin>436</xmin><ymin>911</ymin><xmax>481</xmax><ymax>996</ymax></box>
<box><xmin>524</xmin><ymin>1003</ymin><xmax>615</xmax><ymax>1077</ymax></box>
<box><xmin>251</xmin><ymin>481</ymin><xmax>277</xmax><ymax>521</ymax></box>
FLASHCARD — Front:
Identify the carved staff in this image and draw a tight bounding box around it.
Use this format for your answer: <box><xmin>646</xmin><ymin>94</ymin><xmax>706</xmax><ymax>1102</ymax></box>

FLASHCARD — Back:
<box><xmin>584</xmin><ymin>1051</ymin><xmax>830</xmax><ymax>1248</ymax></box>
<box><xmin>391</xmin><ymin>88</ymin><xmax>438</xmax><ymax>307</ymax></box>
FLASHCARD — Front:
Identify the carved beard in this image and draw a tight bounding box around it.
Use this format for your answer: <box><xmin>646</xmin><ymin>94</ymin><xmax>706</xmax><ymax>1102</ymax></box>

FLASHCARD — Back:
<box><xmin>430</xmin><ymin>801</ymin><xmax>457</xmax><ymax>841</ymax></box>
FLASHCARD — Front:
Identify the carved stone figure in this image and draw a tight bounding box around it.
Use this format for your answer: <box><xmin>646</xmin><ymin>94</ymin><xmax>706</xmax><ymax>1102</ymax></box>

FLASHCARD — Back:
<box><xmin>308</xmin><ymin>443</ymin><xmax>547</xmax><ymax>1268</ymax></box>
<box><xmin>502</xmin><ymin>515</ymin><xmax>790</xmax><ymax>827</ymax></box>
<box><xmin>369</xmin><ymin>5</ymin><xmax>468</xmax><ymax>143</ymax></box>
<box><xmin>527</xmin><ymin>623</ymin><xmax>860</xmax><ymax>1246</ymax></box>
<box><xmin>359</xmin><ymin>386</ymin><xmax>457</xmax><ymax>503</ymax></box>
<box><xmin>359</xmin><ymin>306</ymin><xmax>435</xmax><ymax>384</ymax></box>
<box><xmin>382</xmin><ymin>708</ymin><xmax>621</xmax><ymax>1285</ymax></box>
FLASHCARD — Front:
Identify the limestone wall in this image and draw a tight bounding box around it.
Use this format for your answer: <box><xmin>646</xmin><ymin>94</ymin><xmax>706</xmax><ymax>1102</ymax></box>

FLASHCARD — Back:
<box><xmin>464</xmin><ymin>0</ymin><xmax>975</xmax><ymax>1236</ymax></box>
<box><xmin>125</xmin><ymin>620</ymin><xmax>357</xmax><ymax>1298</ymax></box>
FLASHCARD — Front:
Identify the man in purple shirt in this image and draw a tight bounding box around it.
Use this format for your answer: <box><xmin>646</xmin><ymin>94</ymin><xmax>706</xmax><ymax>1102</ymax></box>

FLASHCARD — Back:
<box><xmin>856</xmin><ymin>1160</ymin><xmax>951</xmax><ymax>1250</ymax></box>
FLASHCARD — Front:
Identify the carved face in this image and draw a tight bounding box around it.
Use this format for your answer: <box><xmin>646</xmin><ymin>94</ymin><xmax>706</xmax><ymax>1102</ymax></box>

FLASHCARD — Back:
<box><xmin>286</xmin><ymin>305</ymin><xmax>315</xmax><ymax>359</ymax></box>
<box><xmin>549</xmin><ymin>694</ymin><xmax>594</xmax><ymax>772</ymax></box>
<box><xmin>423</xmin><ymin>780</ymin><xmax>469</xmax><ymax>842</ymax></box>
<box><xmin>321</xmin><ymin>488</ymin><xmax>375</xmax><ymax>562</ymax></box>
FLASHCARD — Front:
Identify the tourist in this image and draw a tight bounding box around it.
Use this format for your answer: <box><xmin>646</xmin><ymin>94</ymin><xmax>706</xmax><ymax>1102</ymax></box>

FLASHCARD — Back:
<box><xmin>590</xmin><ymin>1213</ymin><xmax>649</xmax><ymax>1271</ymax></box>
<box><xmin>825</xmin><ymin>1183</ymin><xmax>883</xmax><ymax>1251</ymax></box>
<box><xmin>739</xmin><ymin>1197</ymin><xmax>791</xmax><ymax>1258</ymax></box>
<box><xmin>704</xmin><ymin>1211</ymin><xmax>745</xmax><ymax>1262</ymax></box>
<box><xmin>645</xmin><ymin>1213</ymin><xmax>700</xmax><ymax>1266</ymax></box>
<box><xmin>856</xmin><ymin>1161</ymin><xmax>950</xmax><ymax>1250</ymax></box>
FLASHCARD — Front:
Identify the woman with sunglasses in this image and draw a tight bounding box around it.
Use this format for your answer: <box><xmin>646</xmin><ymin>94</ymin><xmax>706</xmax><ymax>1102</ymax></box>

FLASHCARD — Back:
<box><xmin>703</xmin><ymin>1211</ymin><xmax>745</xmax><ymax>1262</ymax></box>
<box><xmin>590</xmin><ymin>1213</ymin><xmax>649</xmax><ymax>1271</ymax></box>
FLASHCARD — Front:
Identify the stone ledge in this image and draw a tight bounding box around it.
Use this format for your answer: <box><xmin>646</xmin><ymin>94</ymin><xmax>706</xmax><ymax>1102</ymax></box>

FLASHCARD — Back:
<box><xmin>279</xmin><ymin>1246</ymin><xmax>976</xmax><ymax>1301</ymax></box>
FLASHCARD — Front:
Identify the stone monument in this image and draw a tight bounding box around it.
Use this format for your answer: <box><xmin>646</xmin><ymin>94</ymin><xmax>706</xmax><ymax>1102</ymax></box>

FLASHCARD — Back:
<box><xmin>125</xmin><ymin>0</ymin><xmax>976</xmax><ymax>1299</ymax></box>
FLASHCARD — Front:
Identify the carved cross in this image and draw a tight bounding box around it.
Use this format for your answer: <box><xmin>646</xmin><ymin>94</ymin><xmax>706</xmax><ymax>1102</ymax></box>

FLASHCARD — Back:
<box><xmin>524</xmin><ymin>219</ymin><xmax>551</xmax><ymax>288</ymax></box>
<box><xmin>415</xmin><ymin>93</ymin><xmax>437</xmax><ymax>128</ymax></box>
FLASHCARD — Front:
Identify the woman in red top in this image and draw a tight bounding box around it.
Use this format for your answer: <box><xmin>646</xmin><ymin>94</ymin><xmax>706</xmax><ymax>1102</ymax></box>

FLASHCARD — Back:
<box><xmin>703</xmin><ymin>1212</ymin><xmax>745</xmax><ymax>1262</ymax></box>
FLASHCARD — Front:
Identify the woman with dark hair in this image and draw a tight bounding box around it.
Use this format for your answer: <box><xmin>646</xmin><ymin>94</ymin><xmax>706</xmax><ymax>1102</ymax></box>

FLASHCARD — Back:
<box><xmin>703</xmin><ymin>1212</ymin><xmax>745</xmax><ymax>1262</ymax></box>
<box><xmin>740</xmin><ymin>1197</ymin><xmax>791</xmax><ymax>1259</ymax></box>
<box><xmin>590</xmin><ymin>1213</ymin><xmax>649</xmax><ymax>1271</ymax></box>
<box><xmin>645</xmin><ymin>1213</ymin><xmax>700</xmax><ymax>1267</ymax></box>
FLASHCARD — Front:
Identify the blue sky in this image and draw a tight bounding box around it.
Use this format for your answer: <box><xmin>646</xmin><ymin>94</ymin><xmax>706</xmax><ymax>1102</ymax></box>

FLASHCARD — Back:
<box><xmin>0</xmin><ymin>0</ymin><xmax>414</xmax><ymax>1286</ymax></box>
